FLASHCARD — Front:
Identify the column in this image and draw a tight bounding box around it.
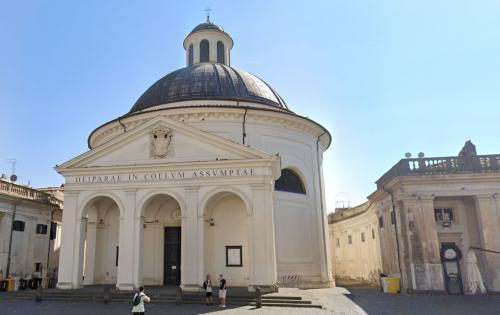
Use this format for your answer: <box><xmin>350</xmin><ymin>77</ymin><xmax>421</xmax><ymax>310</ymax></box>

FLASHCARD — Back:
<box><xmin>132</xmin><ymin>209</ymin><xmax>144</xmax><ymax>288</ymax></box>
<box><xmin>116</xmin><ymin>190</ymin><xmax>136</xmax><ymax>290</ymax></box>
<box><xmin>82</xmin><ymin>221</ymin><xmax>97</xmax><ymax>285</ymax></box>
<box><xmin>181</xmin><ymin>187</ymin><xmax>200</xmax><ymax>290</ymax></box>
<box><xmin>250</xmin><ymin>184</ymin><xmax>277</xmax><ymax>288</ymax></box>
<box><xmin>197</xmin><ymin>192</ymin><xmax>205</xmax><ymax>286</ymax></box>
<box><xmin>406</xmin><ymin>197</ymin><xmax>444</xmax><ymax>291</ymax></box>
<box><xmin>475</xmin><ymin>195</ymin><xmax>500</xmax><ymax>291</ymax></box>
<box><xmin>396</xmin><ymin>199</ymin><xmax>413</xmax><ymax>290</ymax></box>
<box><xmin>56</xmin><ymin>191</ymin><xmax>80</xmax><ymax>289</ymax></box>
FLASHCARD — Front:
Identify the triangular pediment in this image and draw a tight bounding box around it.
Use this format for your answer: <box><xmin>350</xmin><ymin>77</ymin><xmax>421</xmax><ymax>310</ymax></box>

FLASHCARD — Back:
<box><xmin>56</xmin><ymin>116</ymin><xmax>273</xmax><ymax>172</ymax></box>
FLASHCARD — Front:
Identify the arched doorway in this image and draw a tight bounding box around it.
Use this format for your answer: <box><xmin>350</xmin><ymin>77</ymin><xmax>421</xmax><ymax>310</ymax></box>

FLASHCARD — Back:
<box><xmin>81</xmin><ymin>196</ymin><xmax>120</xmax><ymax>285</ymax></box>
<box><xmin>204</xmin><ymin>192</ymin><xmax>250</xmax><ymax>286</ymax></box>
<box><xmin>141</xmin><ymin>194</ymin><xmax>182</xmax><ymax>285</ymax></box>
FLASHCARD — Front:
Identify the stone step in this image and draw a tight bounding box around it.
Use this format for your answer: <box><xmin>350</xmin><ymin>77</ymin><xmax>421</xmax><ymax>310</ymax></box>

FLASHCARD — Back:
<box><xmin>1</xmin><ymin>292</ymin><xmax>320</xmax><ymax>308</ymax></box>
<box><xmin>249</xmin><ymin>302</ymin><xmax>322</xmax><ymax>309</ymax></box>
<box><xmin>262</xmin><ymin>296</ymin><xmax>303</xmax><ymax>300</ymax></box>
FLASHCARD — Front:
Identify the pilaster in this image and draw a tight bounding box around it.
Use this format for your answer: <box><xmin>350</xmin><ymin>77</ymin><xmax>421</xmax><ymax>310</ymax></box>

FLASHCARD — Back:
<box><xmin>181</xmin><ymin>186</ymin><xmax>200</xmax><ymax>290</ymax></box>
<box><xmin>249</xmin><ymin>183</ymin><xmax>277</xmax><ymax>288</ymax></box>
<box><xmin>56</xmin><ymin>191</ymin><xmax>79</xmax><ymax>289</ymax></box>
<box><xmin>475</xmin><ymin>195</ymin><xmax>500</xmax><ymax>291</ymax></box>
<box><xmin>117</xmin><ymin>190</ymin><xmax>136</xmax><ymax>290</ymax></box>
<box><xmin>402</xmin><ymin>196</ymin><xmax>444</xmax><ymax>292</ymax></box>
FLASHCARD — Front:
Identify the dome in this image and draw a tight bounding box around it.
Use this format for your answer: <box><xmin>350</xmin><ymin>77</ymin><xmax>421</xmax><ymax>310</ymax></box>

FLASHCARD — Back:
<box><xmin>129</xmin><ymin>63</ymin><xmax>289</xmax><ymax>113</ymax></box>
<box><xmin>190</xmin><ymin>21</ymin><xmax>224</xmax><ymax>34</ymax></box>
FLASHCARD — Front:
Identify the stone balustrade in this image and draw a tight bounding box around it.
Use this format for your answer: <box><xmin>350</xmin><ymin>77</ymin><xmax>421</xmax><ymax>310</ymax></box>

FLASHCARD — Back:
<box><xmin>376</xmin><ymin>154</ymin><xmax>500</xmax><ymax>189</ymax></box>
<box><xmin>0</xmin><ymin>180</ymin><xmax>63</xmax><ymax>208</ymax></box>
<box><xmin>328</xmin><ymin>201</ymin><xmax>372</xmax><ymax>223</ymax></box>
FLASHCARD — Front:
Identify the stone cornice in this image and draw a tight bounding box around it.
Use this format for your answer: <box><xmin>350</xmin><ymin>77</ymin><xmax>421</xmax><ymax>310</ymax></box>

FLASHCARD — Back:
<box><xmin>89</xmin><ymin>106</ymin><xmax>331</xmax><ymax>149</ymax></box>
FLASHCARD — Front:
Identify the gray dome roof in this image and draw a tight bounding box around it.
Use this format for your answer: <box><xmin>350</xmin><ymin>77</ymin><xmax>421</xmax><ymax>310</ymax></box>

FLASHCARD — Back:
<box><xmin>129</xmin><ymin>63</ymin><xmax>289</xmax><ymax>113</ymax></box>
<box><xmin>190</xmin><ymin>22</ymin><xmax>224</xmax><ymax>34</ymax></box>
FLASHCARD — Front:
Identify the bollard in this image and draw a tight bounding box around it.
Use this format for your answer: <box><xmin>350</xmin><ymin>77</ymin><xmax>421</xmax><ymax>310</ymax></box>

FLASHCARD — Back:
<box><xmin>35</xmin><ymin>285</ymin><xmax>42</xmax><ymax>302</ymax></box>
<box><xmin>255</xmin><ymin>287</ymin><xmax>262</xmax><ymax>308</ymax></box>
<box><xmin>176</xmin><ymin>286</ymin><xmax>182</xmax><ymax>305</ymax></box>
<box><xmin>103</xmin><ymin>286</ymin><xmax>110</xmax><ymax>304</ymax></box>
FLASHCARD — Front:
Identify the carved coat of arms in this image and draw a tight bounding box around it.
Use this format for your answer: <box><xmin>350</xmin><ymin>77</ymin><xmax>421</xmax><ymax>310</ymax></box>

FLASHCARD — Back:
<box><xmin>150</xmin><ymin>126</ymin><xmax>172</xmax><ymax>158</ymax></box>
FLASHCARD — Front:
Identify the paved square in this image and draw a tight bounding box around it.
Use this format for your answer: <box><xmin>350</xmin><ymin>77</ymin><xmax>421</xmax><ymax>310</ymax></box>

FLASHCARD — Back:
<box><xmin>1</xmin><ymin>287</ymin><xmax>500</xmax><ymax>314</ymax></box>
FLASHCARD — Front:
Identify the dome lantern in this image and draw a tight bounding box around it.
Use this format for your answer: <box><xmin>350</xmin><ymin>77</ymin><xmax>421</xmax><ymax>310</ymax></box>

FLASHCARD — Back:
<box><xmin>183</xmin><ymin>15</ymin><xmax>233</xmax><ymax>67</ymax></box>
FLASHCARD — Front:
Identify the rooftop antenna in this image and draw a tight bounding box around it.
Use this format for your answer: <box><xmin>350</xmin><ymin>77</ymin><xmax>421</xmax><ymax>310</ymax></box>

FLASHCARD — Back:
<box><xmin>205</xmin><ymin>7</ymin><xmax>212</xmax><ymax>22</ymax></box>
<box><xmin>335</xmin><ymin>192</ymin><xmax>350</xmax><ymax>210</ymax></box>
<box><xmin>5</xmin><ymin>159</ymin><xmax>17</xmax><ymax>183</ymax></box>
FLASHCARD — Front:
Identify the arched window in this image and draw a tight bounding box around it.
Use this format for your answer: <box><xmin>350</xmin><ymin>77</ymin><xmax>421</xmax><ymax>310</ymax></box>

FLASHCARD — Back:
<box><xmin>188</xmin><ymin>44</ymin><xmax>194</xmax><ymax>66</ymax></box>
<box><xmin>217</xmin><ymin>41</ymin><xmax>225</xmax><ymax>64</ymax></box>
<box><xmin>200</xmin><ymin>39</ymin><xmax>209</xmax><ymax>62</ymax></box>
<box><xmin>274</xmin><ymin>169</ymin><xmax>306</xmax><ymax>194</ymax></box>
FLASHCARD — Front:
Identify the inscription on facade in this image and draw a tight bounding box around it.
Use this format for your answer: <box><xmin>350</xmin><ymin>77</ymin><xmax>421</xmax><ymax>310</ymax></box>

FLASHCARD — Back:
<box><xmin>73</xmin><ymin>168</ymin><xmax>256</xmax><ymax>184</ymax></box>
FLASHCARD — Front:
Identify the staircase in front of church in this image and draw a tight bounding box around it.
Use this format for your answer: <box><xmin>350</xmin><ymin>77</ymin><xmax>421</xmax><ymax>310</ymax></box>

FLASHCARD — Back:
<box><xmin>1</xmin><ymin>286</ymin><xmax>322</xmax><ymax>309</ymax></box>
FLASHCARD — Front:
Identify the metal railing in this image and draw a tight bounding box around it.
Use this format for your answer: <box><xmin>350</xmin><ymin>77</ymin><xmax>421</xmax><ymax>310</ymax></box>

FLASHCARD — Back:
<box><xmin>376</xmin><ymin>154</ymin><xmax>500</xmax><ymax>189</ymax></box>
<box><xmin>0</xmin><ymin>180</ymin><xmax>63</xmax><ymax>208</ymax></box>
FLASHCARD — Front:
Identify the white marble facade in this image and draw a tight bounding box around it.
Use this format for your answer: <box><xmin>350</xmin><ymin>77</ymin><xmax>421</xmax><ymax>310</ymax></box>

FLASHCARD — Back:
<box><xmin>56</xmin><ymin>20</ymin><xmax>332</xmax><ymax>291</ymax></box>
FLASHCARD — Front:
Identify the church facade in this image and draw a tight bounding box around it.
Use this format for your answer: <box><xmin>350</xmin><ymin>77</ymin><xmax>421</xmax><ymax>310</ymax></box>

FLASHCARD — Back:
<box><xmin>55</xmin><ymin>19</ymin><xmax>332</xmax><ymax>291</ymax></box>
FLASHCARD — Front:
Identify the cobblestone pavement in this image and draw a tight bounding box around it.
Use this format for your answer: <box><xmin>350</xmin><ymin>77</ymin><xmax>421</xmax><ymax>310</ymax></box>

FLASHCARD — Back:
<box><xmin>346</xmin><ymin>286</ymin><xmax>500</xmax><ymax>315</ymax></box>
<box><xmin>0</xmin><ymin>287</ymin><xmax>364</xmax><ymax>315</ymax></box>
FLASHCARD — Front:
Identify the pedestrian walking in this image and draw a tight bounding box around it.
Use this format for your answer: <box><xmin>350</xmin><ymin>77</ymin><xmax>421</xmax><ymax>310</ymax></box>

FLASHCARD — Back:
<box><xmin>132</xmin><ymin>286</ymin><xmax>151</xmax><ymax>315</ymax></box>
<box><xmin>218</xmin><ymin>274</ymin><xmax>227</xmax><ymax>308</ymax></box>
<box><xmin>203</xmin><ymin>274</ymin><xmax>213</xmax><ymax>305</ymax></box>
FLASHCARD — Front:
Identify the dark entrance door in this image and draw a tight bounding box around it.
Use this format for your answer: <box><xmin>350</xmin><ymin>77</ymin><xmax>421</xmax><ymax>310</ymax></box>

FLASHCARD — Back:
<box><xmin>163</xmin><ymin>227</ymin><xmax>181</xmax><ymax>285</ymax></box>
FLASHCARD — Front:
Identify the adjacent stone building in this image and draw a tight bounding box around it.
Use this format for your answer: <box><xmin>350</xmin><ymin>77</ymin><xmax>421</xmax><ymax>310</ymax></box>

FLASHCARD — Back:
<box><xmin>0</xmin><ymin>179</ymin><xmax>63</xmax><ymax>282</ymax></box>
<box><xmin>329</xmin><ymin>141</ymin><xmax>500</xmax><ymax>294</ymax></box>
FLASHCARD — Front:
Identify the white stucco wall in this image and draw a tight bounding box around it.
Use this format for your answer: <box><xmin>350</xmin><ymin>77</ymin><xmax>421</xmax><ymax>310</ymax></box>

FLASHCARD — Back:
<box><xmin>329</xmin><ymin>204</ymin><xmax>382</xmax><ymax>285</ymax></box>
<box><xmin>0</xmin><ymin>198</ymin><xmax>61</xmax><ymax>280</ymax></box>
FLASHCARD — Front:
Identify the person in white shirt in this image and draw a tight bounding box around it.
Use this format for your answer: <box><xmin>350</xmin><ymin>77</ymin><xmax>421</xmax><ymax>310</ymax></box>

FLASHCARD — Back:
<box><xmin>218</xmin><ymin>274</ymin><xmax>227</xmax><ymax>308</ymax></box>
<box><xmin>132</xmin><ymin>286</ymin><xmax>151</xmax><ymax>315</ymax></box>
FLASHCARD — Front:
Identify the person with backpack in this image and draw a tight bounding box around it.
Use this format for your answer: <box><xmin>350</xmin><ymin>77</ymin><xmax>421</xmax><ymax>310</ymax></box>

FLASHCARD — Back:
<box><xmin>202</xmin><ymin>274</ymin><xmax>213</xmax><ymax>306</ymax></box>
<box><xmin>132</xmin><ymin>286</ymin><xmax>151</xmax><ymax>315</ymax></box>
<box><xmin>218</xmin><ymin>274</ymin><xmax>227</xmax><ymax>308</ymax></box>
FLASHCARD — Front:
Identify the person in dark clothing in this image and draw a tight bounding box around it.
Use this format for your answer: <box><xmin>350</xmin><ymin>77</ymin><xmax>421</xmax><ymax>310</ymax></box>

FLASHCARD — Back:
<box><xmin>203</xmin><ymin>274</ymin><xmax>213</xmax><ymax>305</ymax></box>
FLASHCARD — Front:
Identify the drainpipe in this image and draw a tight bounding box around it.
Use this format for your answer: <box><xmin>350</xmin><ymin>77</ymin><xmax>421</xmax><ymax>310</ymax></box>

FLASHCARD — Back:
<box><xmin>316</xmin><ymin>131</ymin><xmax>330</xmax><ymax>283</ymax></box>
<box><xmin>242</xmin><ymin>105</ymin><xmax>248</xmax><ymax>145</ymax></box>
<box><xmin>382</xmin><ymin>186</ymin><xmax>403</xmax><ymax>281</ymax></box>
<box><xmin>46</xmin><ymin>209</ymin><xmax>55</xmax><ymax>282</ymax></box>
<box><xmin>6</xmin><ymin>202</ymin><xmax>17</xmax><ymax>278</ymax></box>
<box><xmin>118</xmin><ymin>116</ymin><xmax>126</xmax><ymax>132</ymax></box>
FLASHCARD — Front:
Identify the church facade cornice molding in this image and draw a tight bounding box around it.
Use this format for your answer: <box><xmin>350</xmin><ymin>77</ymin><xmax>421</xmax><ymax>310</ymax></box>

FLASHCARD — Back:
<box><xmin>89</xmin><ymin>106</ymin><xmax>330</xmax><ymax>149</ymax></box>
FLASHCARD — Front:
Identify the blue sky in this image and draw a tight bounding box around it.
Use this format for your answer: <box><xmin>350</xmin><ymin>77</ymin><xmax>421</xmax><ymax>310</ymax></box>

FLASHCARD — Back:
<box><xmin>1</xmin><ymin>1</ymin><xmax>499</xmax><ymax>211</ymax></box>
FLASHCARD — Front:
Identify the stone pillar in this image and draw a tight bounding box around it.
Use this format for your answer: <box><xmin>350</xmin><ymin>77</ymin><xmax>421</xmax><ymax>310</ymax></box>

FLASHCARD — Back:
<box><xmin>116</xmin><ymin>190</ymin><xmax>136</xmax><ymax>290</ymax></box>
<box><xmin>181</xmin><ymin>187</ymin><xmax>200</xmax><ymax>290</ymax></box>
<box><xmin>403</xmin><ymin>197</ymin><xmax>444</xmax><ymax>292</ymax></box>
<box><xmin>475</xmin><ymin>195</ymin><xmax>500</xmax><ymax>291</ymax></box>
<box><xmin>132</xmin><ymin>211</ymin><xmax>144</xmax><ymax>288</ymax></box>
<box><xmin>250</xmin><ymin>184</ymin><xmax>277</xmax><ymax>288</ymax></box>
<box><xmin>57</xmin><ymin>191</ymin><xmax>80</xmax><ymax>289</ymax></box>
<box><xmin>82</xmin><ymin>221</ymin><xmax>97</xmax><ymax>285</ymax></box>
<box><xmin>197</xmin><ymin>195</ymin><xmax>205</xmax><ymax>286</ymax></box>
<box><xmin>393</xmin><ymin>200</ymin><xmax>410</xmax><ymax>290</ymax></box>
